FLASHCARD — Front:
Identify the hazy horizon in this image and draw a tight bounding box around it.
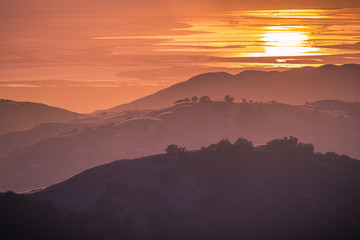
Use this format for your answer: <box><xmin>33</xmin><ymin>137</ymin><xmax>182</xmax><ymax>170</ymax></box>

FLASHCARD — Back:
<box><xmin>1</xmin><ymin>0</ymin><xmax>360</xmax><ymax>112</ymax></box>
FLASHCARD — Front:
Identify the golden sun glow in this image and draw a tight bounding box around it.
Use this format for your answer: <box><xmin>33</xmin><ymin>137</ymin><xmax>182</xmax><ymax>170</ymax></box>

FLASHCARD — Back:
<box><xmin>93</xmin><ymin>9</ymin><xmax>360</xmax><ymax>62</ymax></box>
<box><xmin>250</xmin><ymin>26</ymin><xmax>319</xmax><ymax>57</ymax></box>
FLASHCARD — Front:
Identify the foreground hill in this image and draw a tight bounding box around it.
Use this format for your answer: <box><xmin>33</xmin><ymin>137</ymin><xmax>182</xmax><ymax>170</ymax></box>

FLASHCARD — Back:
<box><xmin>0</xmin><ymin>99</ymin><xmax>79</xmax><ymax>134</ymax></box>
<box><xmin>2</xmin><ymin>137</ymin><xmax>359</xmax><ymax>240</ymax></box>
<box><xmin>1</xmin><ymin>100</ymin><xmax>360</xmax><ymax>190</ymax></box>
<box><xmin>102</xmin><ymin>64</ymin><xmax>360</xmax><ymax>113</ymax></box>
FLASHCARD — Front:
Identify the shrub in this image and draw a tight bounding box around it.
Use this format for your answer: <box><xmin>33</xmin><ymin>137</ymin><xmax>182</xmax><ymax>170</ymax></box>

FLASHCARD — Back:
<box><xmin>191</xmin><ymin>96</ymin><xmax>198</xmax><ymax>102</ymax></box>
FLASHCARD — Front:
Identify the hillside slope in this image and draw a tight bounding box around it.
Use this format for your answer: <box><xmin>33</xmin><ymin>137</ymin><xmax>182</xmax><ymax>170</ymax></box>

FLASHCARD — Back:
<box><xmin>28</xmin><ymin>137</ymin><xmax>360</xmax><ymax>240</ymax></box>
<box><xmin>102</xmin><ymin>64</ymin><xmax>360</xmax><ymax>113</ymax></box>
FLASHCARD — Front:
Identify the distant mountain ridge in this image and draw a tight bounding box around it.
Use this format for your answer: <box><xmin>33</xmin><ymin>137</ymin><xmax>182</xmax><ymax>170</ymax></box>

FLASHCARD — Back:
<box><xmin>0</xmin><ymin>99</ymin><xmax>80</xmax><ymax>134</ymax></box>
<box><xmin>100</xmin><ymin>64</ymin><xmax>360</xmax><ymax>113</ymax></box>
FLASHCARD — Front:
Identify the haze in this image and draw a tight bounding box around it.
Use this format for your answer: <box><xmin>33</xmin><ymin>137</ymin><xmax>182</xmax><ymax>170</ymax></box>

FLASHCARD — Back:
<box><xmin>1</xmin><ymin>0</ymin><xmax>360</xmax><ymax>112</ymax></box>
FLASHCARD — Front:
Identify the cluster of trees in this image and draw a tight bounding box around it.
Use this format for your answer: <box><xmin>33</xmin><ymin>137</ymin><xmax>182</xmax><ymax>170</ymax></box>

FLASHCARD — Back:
<box><xmin>266</xmin><ymin>136</ymin><xmax>314</xmax><ymax>155</ymax></box>
<box><xmin>165</xmin><ymin>136</ymin><xmax>312</xmax><ymax>156</ymax></box>
<box><xmin>174</xmin><ymin>95</ymin><xmax>238</xmax><ymax>104</ymax></box>
<box><xmin>199</xmin><ymin>137</ymin><xmax>253</xmax><ymax>153</ymax></box>
<box><xmin>173</xmin><ymin>95</ymin><xmax>276</xmax><ymax>105</ymax></box>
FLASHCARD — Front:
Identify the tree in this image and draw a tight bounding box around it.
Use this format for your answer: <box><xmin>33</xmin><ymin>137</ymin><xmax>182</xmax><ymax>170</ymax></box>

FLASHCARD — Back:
<box><xmin>216</xmin><ymin>138</ymin><xmax>232</xmax><ymax>151</ymax></box>
<box><xmin>233</xmin><ymin>137</ymin><xmax>253</xmax><ymax>150</ymax></box>
<box><xmin>200</xmin><ymin>138</ymin><xmax>233</xmax><ymax>152</ymax></box>
<box><xmin>224</xmin><ymin>95</ymin><xmax>234</xmax><ymax>103</ymax></box>
<box><xmin>165</xmin><ymin>144</ymin><xmax>187</xmax><ymax>155</ymax></box>
<box><xmin>199</xmin><ymin>96</ymin><xmax>211</xmax><ymax>103</ymax></box>
<box><xmin>166</xmin><ymin>144</ymin><xmax>179</xmax><ymax>154</ymax></box>
<box><xmin>191</xmin><ymin>96</ymin><xmax>198</xmax><ymax>102</ymax></box>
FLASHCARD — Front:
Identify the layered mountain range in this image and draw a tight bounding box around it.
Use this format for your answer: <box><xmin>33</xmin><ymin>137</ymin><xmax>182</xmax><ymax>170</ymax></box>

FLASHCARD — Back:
<box><xmin>0</xmin><ymin>64</ymin><xmax>359</xmax><ymax>191</ymax></box>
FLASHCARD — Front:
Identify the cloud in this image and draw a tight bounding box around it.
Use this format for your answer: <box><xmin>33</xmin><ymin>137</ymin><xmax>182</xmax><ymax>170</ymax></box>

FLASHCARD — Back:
<box><xmin>1</xmin><ymin>1</ymin><xmax>360</xmax><ymax>17</ymax></box>
<box><xmin>322</xmin><ymin>42</ymin><xmax>360</xmax><ymax>50</ymax></box>
<box><xmin>0</xmin><ymin>83</ymin><xmax>40</xmax><ymax>88</ymax></box>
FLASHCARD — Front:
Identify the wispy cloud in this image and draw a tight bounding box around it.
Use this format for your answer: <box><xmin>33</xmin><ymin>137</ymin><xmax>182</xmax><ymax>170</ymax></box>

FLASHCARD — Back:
<box><xmin>1</xmin><ymin>83</ymin><xmax>40</xmax><ymax>88</ymax></box>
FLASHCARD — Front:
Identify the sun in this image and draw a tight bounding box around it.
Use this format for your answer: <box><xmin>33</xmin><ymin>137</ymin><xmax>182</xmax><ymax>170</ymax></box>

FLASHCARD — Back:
<box><xmin>251</xmin><ymin>26</ymin><xmax>319</xmax><ymax>57</ymax></box>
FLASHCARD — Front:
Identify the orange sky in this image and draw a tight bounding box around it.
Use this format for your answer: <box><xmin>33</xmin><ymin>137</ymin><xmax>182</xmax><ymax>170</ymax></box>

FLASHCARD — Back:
<box><xmin>1</xmin><ymin>0</ymin><xmax>360</xmax><ymax>112</ymax></box>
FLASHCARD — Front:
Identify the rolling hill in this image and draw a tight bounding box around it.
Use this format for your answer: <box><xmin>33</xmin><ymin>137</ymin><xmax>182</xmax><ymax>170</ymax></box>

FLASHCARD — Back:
<box><xmin>99</xmin><ymin>64</ymin><xmax>360</xmax><ymax>113</ymax></box>
<box><xmin>1</xmin><ymin>100</ymin><xmax>359</xmax><ymax>191</ymax></box>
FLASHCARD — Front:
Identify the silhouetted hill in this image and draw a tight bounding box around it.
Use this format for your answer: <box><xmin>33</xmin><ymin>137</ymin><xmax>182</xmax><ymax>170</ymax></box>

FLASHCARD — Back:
<box><xmin>0</xmin><ymin>99</ymin><xmax>79</xmax><ymax>134</ymax></box>
<box><xmin>23</xmin><ymin>137</ymin><xmax>360</xmax><ymax>240</ymax></box>
<box><xmin>101</xmin><ymin>64</ymin><xmax>360</xmax><ymax>113</ymax></box>
<box><xmin>1</xmin><ymin>100</ymin><xmax>360</xmax><ymax>191</ymax></box>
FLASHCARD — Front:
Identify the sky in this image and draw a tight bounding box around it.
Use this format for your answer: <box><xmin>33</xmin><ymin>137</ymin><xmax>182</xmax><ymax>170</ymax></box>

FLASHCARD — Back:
<box><xmin>1</xmin><ymin>0</ymin><xmax>360</xmax><ymax>112</ymax></box>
